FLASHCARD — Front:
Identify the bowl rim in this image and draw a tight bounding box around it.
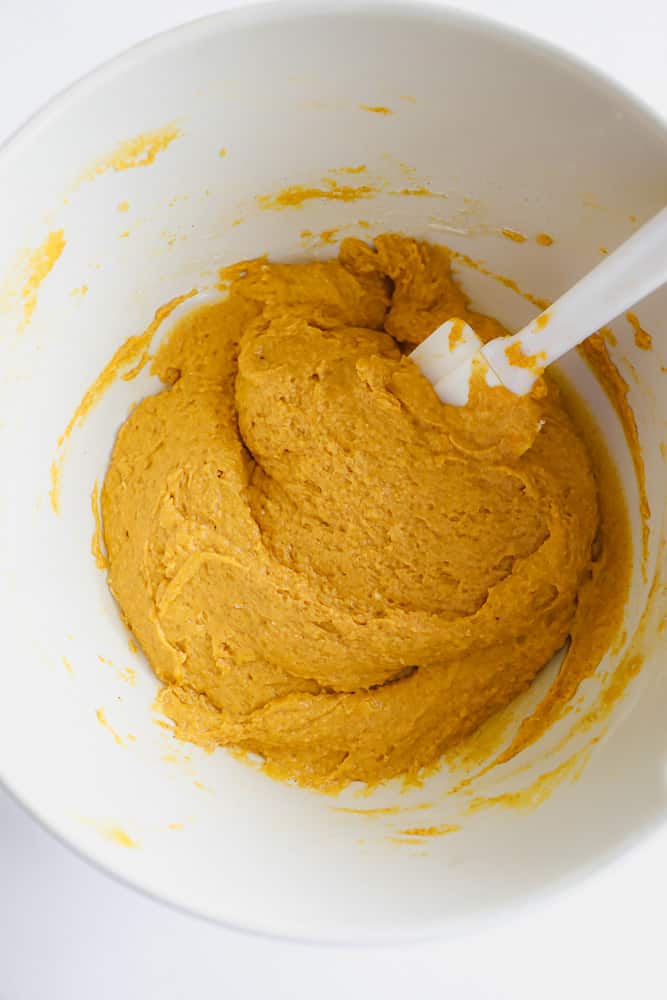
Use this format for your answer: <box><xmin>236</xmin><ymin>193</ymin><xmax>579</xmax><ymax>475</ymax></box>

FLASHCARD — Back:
<box><xmin>2</xmin><ymin>0</ymin><xmax>667</xmax><ymax>946</ymax></box>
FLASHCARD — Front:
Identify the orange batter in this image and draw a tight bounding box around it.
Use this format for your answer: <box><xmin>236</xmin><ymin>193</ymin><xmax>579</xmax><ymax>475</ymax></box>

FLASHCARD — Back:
<box><xmin>101</xmin><ymin>235</ymin><xmax>629</xmax><ymax>789</ymax></box>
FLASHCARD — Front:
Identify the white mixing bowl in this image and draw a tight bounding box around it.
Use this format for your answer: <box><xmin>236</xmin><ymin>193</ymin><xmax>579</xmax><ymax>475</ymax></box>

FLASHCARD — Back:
<box><xmin>1</xmin><ymin>1</ymin><xmax>667</xmax><ymax>943</ymax></box>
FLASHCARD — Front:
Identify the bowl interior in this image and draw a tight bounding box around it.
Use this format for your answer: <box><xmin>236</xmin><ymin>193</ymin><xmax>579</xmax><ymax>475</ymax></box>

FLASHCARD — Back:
<box><xmin>1</xmin><ymin>2</ymin><xmax>667</xmax><ymax>941</ymax></box>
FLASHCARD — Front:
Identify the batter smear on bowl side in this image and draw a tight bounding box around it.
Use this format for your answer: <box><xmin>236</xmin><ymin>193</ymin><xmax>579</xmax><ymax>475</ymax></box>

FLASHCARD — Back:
<box><xmin>101</xmin><ymin>234</ymin><xmax>630</xmax><ymax>789</ymax></box>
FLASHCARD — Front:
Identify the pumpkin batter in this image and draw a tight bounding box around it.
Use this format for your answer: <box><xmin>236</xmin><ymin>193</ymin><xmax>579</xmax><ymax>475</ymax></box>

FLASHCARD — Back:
<box><xmin>101</xmin><ymin>234</ymin><xmax>628</xmax><ymax>789</ymax></box>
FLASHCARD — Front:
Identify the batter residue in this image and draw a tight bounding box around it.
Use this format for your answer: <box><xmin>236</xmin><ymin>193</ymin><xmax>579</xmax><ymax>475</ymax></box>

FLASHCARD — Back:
<box><xmin>102</xmin><ymin>235</ymin><xmax>629</xmax><ymax>789</ymax></box>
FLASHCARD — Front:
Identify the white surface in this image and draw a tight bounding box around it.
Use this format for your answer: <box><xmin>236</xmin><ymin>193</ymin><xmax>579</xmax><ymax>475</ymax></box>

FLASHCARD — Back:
<box><xmin>1</xmin><ymin>0</ymin><xmax>667</xmax><ymax>996</ymax></box>
<box><xmin>3</xmin><ymin>0</ymin><xmax>667</xmax><ymax>945</ymax></box>
<box><xmin>410</xmin><ymin>206</ymin><xmax>667</xmax><ymax>402</ymax></box>
<box><xmin>483</xmin><ymin>206</ymin><xmax>667</xmax><ymax>395</ymax></box>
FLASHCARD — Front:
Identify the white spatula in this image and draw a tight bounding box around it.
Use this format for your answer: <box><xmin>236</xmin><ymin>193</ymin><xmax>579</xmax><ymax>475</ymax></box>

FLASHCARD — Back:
<box><xmin>411</xmin><ymin>206</ymin><xmax>667</xmax><ymax>405</ymax></box>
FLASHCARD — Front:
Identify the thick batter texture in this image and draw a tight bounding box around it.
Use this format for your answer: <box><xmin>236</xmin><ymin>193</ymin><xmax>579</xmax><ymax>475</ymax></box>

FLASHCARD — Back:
<box><xmin>102</xmin><ymin>234</ymin><xmax>627</xmax><ymax>789</ymax></box>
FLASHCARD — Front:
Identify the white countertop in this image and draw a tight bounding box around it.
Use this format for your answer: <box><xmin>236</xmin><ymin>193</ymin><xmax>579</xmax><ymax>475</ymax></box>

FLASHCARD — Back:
<box><xmin>2</xmin><ymin>1</ymin><xmax>666</xmax><ymax>997</ymax></box>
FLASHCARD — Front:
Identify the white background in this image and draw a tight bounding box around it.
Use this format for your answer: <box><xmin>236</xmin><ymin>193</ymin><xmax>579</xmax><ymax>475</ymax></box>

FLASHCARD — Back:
<box><xmin>1</xmin><ymin>1</ymin><xmax>666</xmax><ymax>997</ymax></box>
